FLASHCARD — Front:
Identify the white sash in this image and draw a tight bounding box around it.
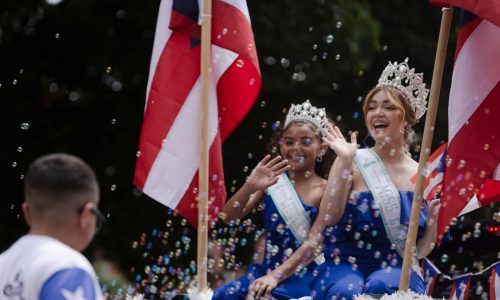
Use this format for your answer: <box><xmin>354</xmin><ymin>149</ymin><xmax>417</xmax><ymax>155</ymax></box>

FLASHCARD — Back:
<box><xmin>355</xmin><ymin>148</ymin><xmax>422</xmax><ymax>277</ymax></box>
<box><xmin>267</xmin><ymin>173</ymin><xmax>325</xmax><ymax>265</ymax></box>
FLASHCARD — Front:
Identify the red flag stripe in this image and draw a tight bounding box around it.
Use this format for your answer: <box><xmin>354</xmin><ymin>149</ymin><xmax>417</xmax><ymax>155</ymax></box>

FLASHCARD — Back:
<box><xmin>454</xmin><ymin>17</ymin><xmax>481</xmax><ymax>62</ymax></box>
<box><xmin>430</xmin><ymin>0</ymin><xmax>500</xmax><ymax>27</ymax></box>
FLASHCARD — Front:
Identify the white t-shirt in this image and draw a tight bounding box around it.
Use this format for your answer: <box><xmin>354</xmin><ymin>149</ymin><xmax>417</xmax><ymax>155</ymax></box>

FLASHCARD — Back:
<box><xmin>0</xmin><ymin>235</ymin><xmax>103</xmax><ymax>300</ymax></box>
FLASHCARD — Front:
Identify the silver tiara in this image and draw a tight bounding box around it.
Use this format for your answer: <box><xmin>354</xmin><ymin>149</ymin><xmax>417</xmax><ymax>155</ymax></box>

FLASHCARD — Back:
<box><xmin>377</xmin><ymin>58</ymin><xmax>429</xmax><ymax>119</ymax></box>
<box><xmin>284</xmin><ymin>100</ymin><xmax>328</xmax><ymax>132</ymax></box>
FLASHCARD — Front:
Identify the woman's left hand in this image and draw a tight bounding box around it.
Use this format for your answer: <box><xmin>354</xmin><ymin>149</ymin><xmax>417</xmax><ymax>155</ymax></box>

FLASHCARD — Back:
<box><xmin>247</xmin><ymin>273</ymin><xmax>279</xmax><ymax>300</ymax></box>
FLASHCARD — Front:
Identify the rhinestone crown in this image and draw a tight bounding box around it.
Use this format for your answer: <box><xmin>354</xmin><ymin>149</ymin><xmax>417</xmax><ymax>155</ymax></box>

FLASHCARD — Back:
<box><xmin>377</xmin><ymin>58</ymin><xmax>429</xmax><ymax>119</ymax></box>
<box><xmin>284</xmin><ymin>100</ymin><xmax>328</xmax><ymax>132</ymax></box>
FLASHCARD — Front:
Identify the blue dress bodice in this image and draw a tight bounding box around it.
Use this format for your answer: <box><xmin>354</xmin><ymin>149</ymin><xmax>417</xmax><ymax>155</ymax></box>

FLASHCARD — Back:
<box><xmin>260</xmin><ymin>193</ymin><xmax>320</xmax><ymax>271</ymax></box>
<box><xmin>322</xmin><ymin>191</ymin><xmax>428</xmax><ymax>267</ymax></box>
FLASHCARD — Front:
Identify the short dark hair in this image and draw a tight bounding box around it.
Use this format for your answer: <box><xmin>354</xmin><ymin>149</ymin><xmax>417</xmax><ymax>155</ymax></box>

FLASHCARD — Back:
<box><xmin>24</xmin><ymin>153</ymin><xmax>99</xmax><ymax>214</ymax></box>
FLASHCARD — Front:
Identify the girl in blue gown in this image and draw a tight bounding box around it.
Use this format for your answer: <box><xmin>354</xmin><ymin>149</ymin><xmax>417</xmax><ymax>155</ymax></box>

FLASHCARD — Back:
<box><xmin>212</xmin><ymin>101</ymin><xmax>334</xmax><ymax>300</ymax></box>
<box><xmin>264</xmin><ymin>59</ymin><xmax>440</xmax><ymax>299</ymax></box>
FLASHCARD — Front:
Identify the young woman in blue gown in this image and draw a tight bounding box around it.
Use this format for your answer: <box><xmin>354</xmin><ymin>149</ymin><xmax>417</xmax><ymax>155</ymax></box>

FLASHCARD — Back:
<box><xmin>245</xmin><ymin>59</ymin><xmax>440</xmax><ymax>299</ymax></box>
<box><xmin>310</xmin><ymin>59</ymin><xmax>441</xmax><ymax>299</ymax></box>
<box><xmin>212</xmin><ymin>100</ymin><xmax>334</xmax><ymax>300</ymax></box>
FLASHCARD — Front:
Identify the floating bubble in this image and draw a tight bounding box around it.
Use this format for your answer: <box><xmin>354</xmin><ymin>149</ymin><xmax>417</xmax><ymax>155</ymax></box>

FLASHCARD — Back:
<box><xmin>20</xmin><ymin>174</ymin><xmax>24</xmax><ymax>180</ymax></box>
<box><xmin>12</xmin><ymin>162</ymin><xmax>17</xmax><ymax>168</ymax></box>
<box><xmin>335</xmin><ymin>54</ymin><xmax>341</xmax><ymax>60</ymax></box>
<box><xmin>382</xmin><ymin>45</ymin><xmax>388</xmax><ymax>51</ymax></box>
<box><xmin>280</xmin><ymin>58</ymin><xmax>290</xmax><ymax>68</ymax></box>
<box><xmin>332</xmin><ymin>82</ymin><xmax>340</xmax><ymax>91</ymax></box>
<box><xmin>111</xmin><ymin>81</ymin><xmax>122</xmax><ymax>91</ymax></box>
<box><xmin>336</xmin><ymin>21</ymin><xmax>342</xmax><ymax>29</ymax></box>
<box><xmin>46</xmin><ymin>0</ymin><xmax>64</xmax><ymax>5</ymax></box>
<box><xmin>271</xmin><ymin>213</ymin><xmax>278</xmax><ymax>222</ymax></box>
<box><xmin>116</xmin><ymin>9</ymin><xmax>126</xmax><ymax>18</ymax></box>
<box><xmin>12</xmin><ymin>79</ymin><xmax>17</xmax><ymax>85</ymax></box>
<box><xmin>106</xmin><ymin>66</ymin><xmax>112</xmax><ymax>73</ymax></box>
<box><xmin>324</xmin><ymin>35</ymin><xmax>334</xmax><ymax>44</ymax></box>
<box><xmin>440</xmin><ymin>254</ymin><xmax>449</xmax><ymax>263</ymax></box>
<box><xmin>483</xmin><ymin>143</ymin><xmax>490</xmax><ymax>151</ymax></box>
<box><xmin>473</xmin><ymin>228</ymin><xmax>481</xmax><ymax>238</ymax></box>
<box><xmin>243</xmin><ymin>166</ymin><xmax>249</xmax><ymax>172</ymax></box>
<box><xmin>321</xmin><ymin>52</ymin><xmax>328</xmax><ymax>59</ymax></box>
<box><xmin>312</xmin><ymin>44</ymin><xmax>318</xmax><ymax>50</ymax></box>
<box><xmin>353</xmin><ymin>112</ymin><xmax>360</xmax><ymax>119</ymax></box>
<box><xmin>17</xmin><ymin>147</ymin><xmax>23</xmax><ymax>152</ymax></box>
<box><xmin>49</xmin><ymin>82</ymin><xmax>58</xmax><ymax>93</ymax></box>
<box><xmin>110</xmin><ymin>184</ymin><xmax>117</xmax><ymax>191</ymax></box>
<box><xmin>264</xmin><ymin>57</ymin><xmax>276</xmax><ymax>65</ymax></box>
<box><xmin>308</xmin><ymin>26</ymin><xmax>314</xmax><ymax>32</ymax></box>
<box><xmin>54</xmin><ymin>33</ymin><xmax>60</xmax><ymax>38</ymax></box>
<box><xmin>136</xmin><ymin>151</ymin><xmax>141</xmax><ymax>157</ymax></box>
<box><xmin>68</xmin><ymin>90</ymin><xmax>81</xmax><ymax>102</ymax></box>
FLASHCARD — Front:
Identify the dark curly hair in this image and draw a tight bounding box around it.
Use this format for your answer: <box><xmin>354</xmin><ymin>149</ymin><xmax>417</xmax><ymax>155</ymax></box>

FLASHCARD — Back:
<box><xmin>266</xmin><ymin>119</ymin><xmax>335</xmax><ymax>179</ymax></box>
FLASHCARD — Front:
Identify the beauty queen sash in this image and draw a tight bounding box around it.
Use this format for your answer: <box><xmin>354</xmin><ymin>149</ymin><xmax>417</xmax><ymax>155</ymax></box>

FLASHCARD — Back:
<box><xmin>355</xmin><ymin>149</ymin><xmax>422</xmax><ymax>276</ymax></box>
<box><xmin>267</xmin><ymin>173</ymin><xmax>325</xmax><ymax>265</ymax></box>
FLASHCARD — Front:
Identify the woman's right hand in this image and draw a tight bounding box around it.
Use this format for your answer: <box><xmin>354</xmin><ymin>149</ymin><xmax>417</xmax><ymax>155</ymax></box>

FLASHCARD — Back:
<box><xmin>246</xmin><ymin>155</ymin><xmax>289</xmax><ymax>191</ymax></box>
<box><xmin>322</xmin><ymin>123</ymin><xmax>357</xmax><ymax>159</ymax></box>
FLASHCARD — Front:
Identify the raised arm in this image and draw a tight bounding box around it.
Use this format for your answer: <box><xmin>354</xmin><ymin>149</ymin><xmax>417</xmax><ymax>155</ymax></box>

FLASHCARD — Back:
<box><xmin>247</xmin><ymin>125</ymin><xmax>357</xmax><ymax>299</ymax></box>
<box><xmin>416</xmin><ymin>198</ymin><xmax>440</xmax><ymax>258</ymax></box>
<box><xmin>220</xmin><ymin>155</ymin><xmax>289</xmax><ymax>224</ymax></box>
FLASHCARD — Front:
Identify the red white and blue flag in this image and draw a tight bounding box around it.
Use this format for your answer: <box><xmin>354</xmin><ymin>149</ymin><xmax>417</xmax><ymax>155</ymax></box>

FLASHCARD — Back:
<box><xmin>422</xmin><ymin>258</ymin><xmax>442</xmax><ymax>296</ymax></box>
<box><xmin>411</xmin><ymin>143</ymin><xmax>447</xmax><ymax>203</ymax></box>
<box><xmin>430</xmin><ymin>0</ymin><xmax>500</xmax><ymax>243</ymax></box>
<box><xmin>450</xmin><ymin>274</ymin><xmax>471</xmax><ymax>300</ymax></box>
<box><xmin>134</xmin><ymin>0</ymin><xmax>261</xmax><ymax>226</ymax></box>
<box><xmin>490</xmin><ymin>262</ymin><xmax>500</xmax><ymax>300</ymax></box>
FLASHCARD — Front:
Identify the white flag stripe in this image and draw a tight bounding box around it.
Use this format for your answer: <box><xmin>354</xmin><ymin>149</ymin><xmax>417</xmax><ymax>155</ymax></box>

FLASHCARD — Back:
<box><xmin>143</xmin><ymin>46</ymin><xmax>238</xmax><ymax>208</ymax></box>
<box><xmin>448</xmin><ymin>20</ymin><xmax>500</xmax><ymax>141</ymax></box>
<box><xmin>423</xmin><ymin>172</ymin><xmax>443</xmax><ymax>199</ymax></box>
<box><xmin>458</xmin><ymin>196</ymin><xmax>480</xmax><ymax>216</ymax></box>
<box><xmin>146</xmin><ymin>0</ymin><xmax>173</xmax><ymax>110</ymax></box>
<box><xmin>494</xmin><ymin>271</ymin><xmax>500</xmax><ymax>300</ymax></box>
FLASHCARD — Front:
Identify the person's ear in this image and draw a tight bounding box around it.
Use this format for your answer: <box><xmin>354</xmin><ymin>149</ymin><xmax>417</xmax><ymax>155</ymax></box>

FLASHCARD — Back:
<box><xmin>78</xmin><ymin>202</ymin><xmax>94</xmax><ymax>229</ymax></box>
<box><xmin>319</xmin><ymin>143</ymin><xmax>328</xmax><ymax>156</ymax></box>
<box><xmin>22</xmin><ymin>202</ymin><xmax>32</xmax><ymax>226</ymax></box>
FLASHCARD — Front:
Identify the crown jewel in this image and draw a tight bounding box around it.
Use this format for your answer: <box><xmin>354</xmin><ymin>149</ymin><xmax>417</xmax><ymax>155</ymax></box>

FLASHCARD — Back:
<box><xmin>284</xmin><ymin>100</ymin><xmax>328</xmax><ymax>133</ymax></box>
<box><xmin>377</xmin><ymin>58</ymin><xmax>429</xmax><ymax>119</ymax></box>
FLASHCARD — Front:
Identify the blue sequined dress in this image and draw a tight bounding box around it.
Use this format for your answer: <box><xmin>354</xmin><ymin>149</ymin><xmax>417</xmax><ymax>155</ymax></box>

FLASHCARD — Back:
<box><xmin>310</xmin><ymin>191</ymin><xmax>428</xmax><ymax>299</ymax></box>
<box><xmin>213</xmin><ymin>192</ymin><xmax>319</xmax><ymax>300</ymax></box>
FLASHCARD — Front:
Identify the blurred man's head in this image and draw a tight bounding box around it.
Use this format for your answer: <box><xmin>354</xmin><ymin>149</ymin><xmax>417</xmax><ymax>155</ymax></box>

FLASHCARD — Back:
<box><xmin>23</xmin><ymin>153</ymin><xmax>101</xmax><ymax>251</ymax></box>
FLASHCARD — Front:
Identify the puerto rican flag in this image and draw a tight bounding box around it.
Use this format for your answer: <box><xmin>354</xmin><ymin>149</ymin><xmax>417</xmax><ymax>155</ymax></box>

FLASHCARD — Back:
<box><xmin>421</xmin><ymin>257</ymin><xmax>441</xmax><ymax>296</ymax></box>
<box><xmin>490</xmin><ymin>262</ymin><xmax>500</xmax><ymax>300</ymax></box>
<box><xmin>411</xmin><ymin>143</ymin><xmax>447</xmax><ymax>202</ymax></box>
<box><xmin>449</xmin><ymin>274</ymin><xmax>471</xmax><ymax>300</ymax></box>
<box><xmin>429</xmin><ymin>0</ymin><xmax>500</xmax><ymax>243</ymax></box>
<box><xmin>134</xmin><ymin>0</ymin><xmax>261</xmax><ymax>226</ymax></box>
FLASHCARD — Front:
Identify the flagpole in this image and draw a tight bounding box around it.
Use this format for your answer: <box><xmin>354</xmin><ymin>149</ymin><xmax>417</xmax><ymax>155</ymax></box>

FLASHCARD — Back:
<box><xmin>198</xmin><ymin>0</ymin><xmax>212</xmax><ymax>292</ymax></box>
<box><xmin>399</xmin><ymin>6</ymin><xmax>453</xmax><ymax>291</ymax></box>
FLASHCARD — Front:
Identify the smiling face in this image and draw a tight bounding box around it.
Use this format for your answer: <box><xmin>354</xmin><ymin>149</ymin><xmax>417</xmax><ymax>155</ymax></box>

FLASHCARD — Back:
<box><xmin>279</xmin><ymin>122</ymin><xmax>323</xmax><ymax>173</ymax></box>
<box><xmin>364</xmin><ymin>89</ymin><xmax>406</xmax><ymax>144</ymax></box>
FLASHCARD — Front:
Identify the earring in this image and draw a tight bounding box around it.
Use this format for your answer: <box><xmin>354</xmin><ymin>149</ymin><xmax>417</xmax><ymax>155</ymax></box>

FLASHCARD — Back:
<box><xmin>316</xmin><ymin>155</ymin><xmax>323</xmax><ymax>163</ymax></box>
